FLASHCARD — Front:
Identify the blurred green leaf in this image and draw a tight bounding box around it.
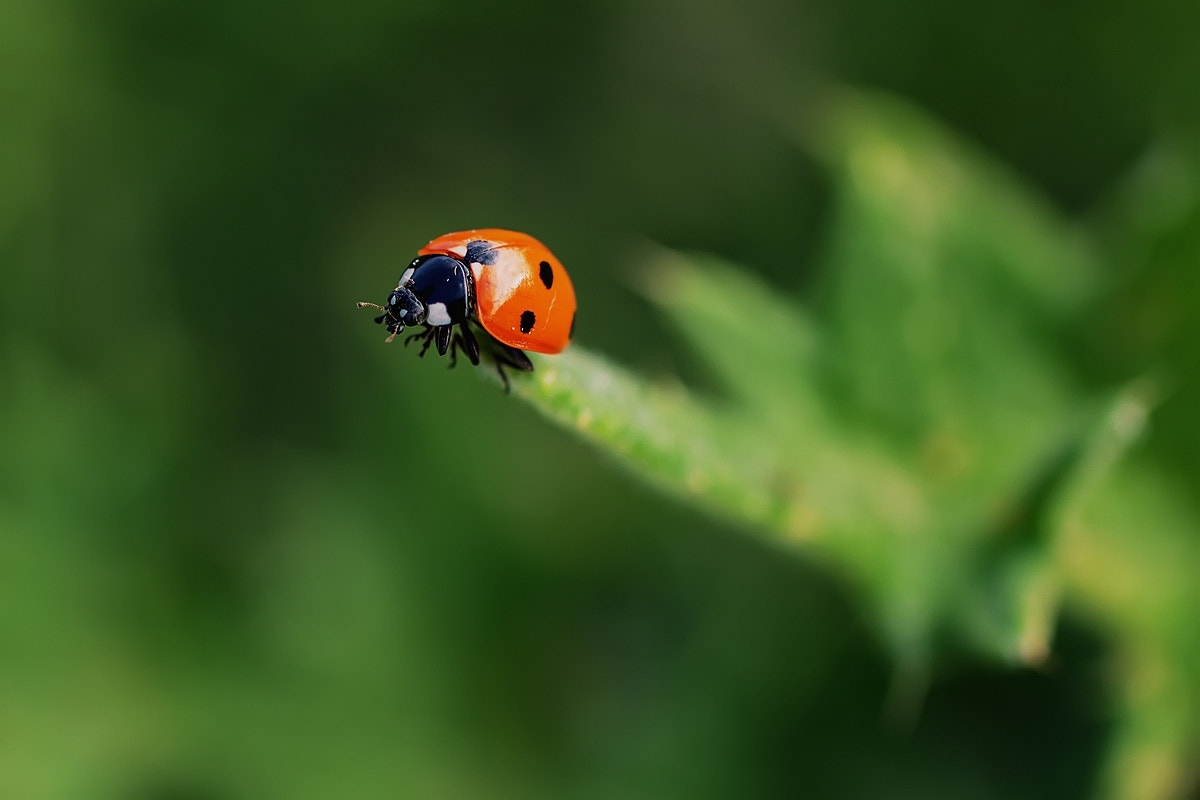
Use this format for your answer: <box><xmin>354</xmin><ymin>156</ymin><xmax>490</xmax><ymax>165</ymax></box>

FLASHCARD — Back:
<box><xmin>500</xmin><ymin>90</ymin><xmax>1200</xmax><ymax>800</ymax></box>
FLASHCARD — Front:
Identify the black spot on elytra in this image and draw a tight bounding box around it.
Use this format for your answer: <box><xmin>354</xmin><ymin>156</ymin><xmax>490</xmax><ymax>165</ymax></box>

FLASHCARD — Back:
<box><xmin>520</xmin><ymin>310</ymin><xmax>536</xmax><ymax>334</ymax></box>
<box><xmin>539</xmin><ymin>261</ymin><xmax>553</xmax><ymax>289</ymax></box>
<box><xmin>569</xmin><ymin>309</ymin><xmax>576</xmax><ymax>339</ymax></box>
<box><xmin>465</xmin><ymin>240</ymin><xmax>498</xmax><ymax>266</ymax></box>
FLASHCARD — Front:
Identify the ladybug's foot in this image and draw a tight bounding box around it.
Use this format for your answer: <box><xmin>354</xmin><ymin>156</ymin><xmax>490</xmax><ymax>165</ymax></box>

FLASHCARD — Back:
<box><xmin>489</xmin><ymin>341</ymin><xmax>534</xmax><ymax>394</ymax></box>
<box><xmin>447</xmin><ymin>325</ymin><xmax>481</xmax><ymax>370</ymax></box>
<box><xmin>416</xmin><ymin>328</ymin><xmax>437</xmax><ymax>359</ymax></box>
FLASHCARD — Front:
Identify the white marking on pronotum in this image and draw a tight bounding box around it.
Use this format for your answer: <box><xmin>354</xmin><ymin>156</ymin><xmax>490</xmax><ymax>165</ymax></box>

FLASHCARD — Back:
<box><xmin>426</xmin><ymin>302</ymin><xmax>451</xmax><ymax>326</ymax></box>
<box><xmin>398</xmin><ymin>267</ymin><xmax>415</xmax><ymax>286</ymax></box>
<box><xmin>470</xmin><ymin>248</ymin><xmax>525</xmax><ymax>307</ymax></box>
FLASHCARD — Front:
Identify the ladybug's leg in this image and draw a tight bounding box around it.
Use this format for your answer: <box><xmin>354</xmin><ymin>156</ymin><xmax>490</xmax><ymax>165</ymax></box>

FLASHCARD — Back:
<box><xmin>494</xmin><ymin>343</ymin><xmax>534</xmax><ymax>373</ymax></box>
<box><xmin>447</xmin><ymin>324</ymin><xmax>481</xmax><ymax>371</ymax></box>
<box><xmin>458</xmin><ymin>324</ymin><xmax>481</xmax><ymax>366</ymax></box>
<box><xmin>435</xmin><ymin>325</ymin><xmax>453</xmax><ymax>357</ymax></box>
<box><xmin>416</xmin><ymin>328</ymin><xmax>437</xmax><ymax>358</ymax></box>
<box><xmin>490</xmin><ymin>342</ymin><xmax>534</xmax><ymax>393</ymax></box>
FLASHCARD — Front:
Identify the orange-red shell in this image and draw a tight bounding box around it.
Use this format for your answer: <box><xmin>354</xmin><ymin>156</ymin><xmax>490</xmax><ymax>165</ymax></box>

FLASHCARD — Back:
<box><xmin>419</xmin><ymin>229</ymin><xmax>576</xmax><ymax>354</ymax></box>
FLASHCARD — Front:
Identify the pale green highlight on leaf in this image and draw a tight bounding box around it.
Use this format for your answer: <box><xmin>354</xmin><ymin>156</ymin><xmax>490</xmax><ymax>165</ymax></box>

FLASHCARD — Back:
<box><xmin>502</xmin><ymin>91</ymin><xmax>1200</xmax><ymax>800</ymax></box>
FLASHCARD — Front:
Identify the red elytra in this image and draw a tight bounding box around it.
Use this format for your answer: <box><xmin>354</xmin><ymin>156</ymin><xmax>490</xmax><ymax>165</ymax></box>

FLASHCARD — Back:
<box><xmin>419</xmin><ymin>229</ymin><xmax>576</xmax><ymax>354</ymax></box>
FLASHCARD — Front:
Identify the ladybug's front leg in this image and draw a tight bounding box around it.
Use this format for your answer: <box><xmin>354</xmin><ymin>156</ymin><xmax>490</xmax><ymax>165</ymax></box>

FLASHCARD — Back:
<box><xmin>434</xmin><ymin>325</ymin><xmax>453</xmax><ymax>356</ymax></box>
<box><xmin>406</xmin><ymin>326</ymin><xmax>437</xmax><ymax>358</ymax></box>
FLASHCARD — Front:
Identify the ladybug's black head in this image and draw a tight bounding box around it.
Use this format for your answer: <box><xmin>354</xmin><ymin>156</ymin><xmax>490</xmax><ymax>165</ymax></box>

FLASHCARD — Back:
<box><xmin>381</xmin><ymin>286</ymin><xmax>427</xmax><ymax>332</ymax></box>
<box><xmin>357</xmin><ymin>285</ymin><xmax>426</xmax><ymax>339</ymax></box>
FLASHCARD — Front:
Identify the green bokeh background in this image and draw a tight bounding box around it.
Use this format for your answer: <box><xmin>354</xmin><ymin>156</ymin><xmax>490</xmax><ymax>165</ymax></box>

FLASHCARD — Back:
<box><xmin>3</xmin><ymin>1</ymin><xmax>1198</xmax><ymax>798</ymax></box>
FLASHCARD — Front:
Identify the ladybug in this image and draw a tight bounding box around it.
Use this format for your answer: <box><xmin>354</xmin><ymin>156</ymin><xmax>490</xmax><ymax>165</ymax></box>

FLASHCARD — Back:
<box><xmin>358</xmin><ymin>229</ymin><xmax>576</xmax><ymax>389</ymax></box>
